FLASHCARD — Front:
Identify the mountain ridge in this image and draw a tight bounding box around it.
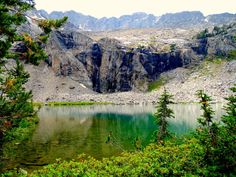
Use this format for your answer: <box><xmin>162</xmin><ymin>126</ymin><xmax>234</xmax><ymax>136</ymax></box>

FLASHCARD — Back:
<box><xmin>36</xmin><ymin>9</ymin><xmax>236</xmax><ymax>31</ymax></box>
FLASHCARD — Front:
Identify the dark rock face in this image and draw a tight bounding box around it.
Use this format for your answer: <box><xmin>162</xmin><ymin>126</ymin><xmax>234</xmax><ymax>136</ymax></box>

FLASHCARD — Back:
<box><xmin>139</xmin><ymin>50</ymin><xmax>184</xmax><ymax>79</ymax></box>
<box><xmin>191</xmin><ymin>38</ymin><xmax>208</xmax><ymax>55</ymax></box>
<box><xmin>91</xmin><ymin>43</ymin><xmax>102</xmax><ymax>92</ymax></box>
<box><xmin>55</xmin><ymin>31</ymin><xmax>77</xmax><ymax>49</ymax></box>
<box><xmin>118</xmin><ymin>52</ymin><xmax>134</xmax><ymax>92</ymax></box>
<box><xmin>82</xmin><ymin>46</ymin><xmax>191</xmax><ymax>92</ymax></box>
<box><xmin>47</xmin><ymin>31</ymin><xmax>199</xmax><ymax>93</ymax></box>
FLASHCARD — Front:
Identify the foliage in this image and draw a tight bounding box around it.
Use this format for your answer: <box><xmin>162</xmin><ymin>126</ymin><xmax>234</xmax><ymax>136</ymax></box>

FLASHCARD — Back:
<box><xmin>38</xmin><ymin>17</ymin><xmax>68</xmax><ymax>34</ymax></box>
<box><xmin>0</xmin><ymin>0</ymin><xmax>67</xmax><ymax>140</ymax></box>
<box><xmin>0</xmin><ymin>60</ymin><xmax>34</xmax><ymax>132</ymax></box>
<box><xmin>211</xmin><ymin>26</ymin><xmax>228</xmax><ymax>36</ymax></box>
<box><xmin>3</xmin><ymin>116</ymin><xmax>38</xmax><ymax>142</ymax></box>
<box><xmin>148</xmin><ymin>77</ymin><xmax>166</xmax><ymax>92</ymax></box>
<box><xmin>204</xmin><ymin>56</ymin><xmax>224</xmax><ymax>64</ymax></box>
<box><xmin>218</xmin><ymin>85</ymin><xmax>236</xmax><ymax>174</ymax></box>
<box><xmin>170</xmin><ymin>43</ymin><xmax>176</xmax><ymax>52</ymax></box>
<box><xmin>196</xmin><ymin>25</ymin><xmax>229</xmax><ymax>39</ymax></box>
<box><xmin>227</xmin><ymin>50</ymin><xmax>236</xmax><ymax>60</ymax></box>
<box><xmin>137</xmin><ymin>44</ymin><xmax>146</xmax><ymax>50</ymax></box>
<box><xmin>222</xmin><ymin>85</ymin><xmax>236</xmax><ymax>130</ymax></box>
<box><xmin>46</xmin><ymin>101</ymin><xmax>112</xmax><ymax>106</ymax></box>
<box><xmin>3</xmin><ymin>139</ymin><xmax>205</xmax><ymax>177</ymax></box>
<box><xmin>0</xmin><ymin>0</ymin><xmax>34</xmax><ymax>59</ymax></box>
<box><xmin>195</xmin><ymin>90</ymin><xmax>218</xmax><ymax>158</ymax></box>
<box><xmin>196</xmin><ymin>90</ymin><xmax>215</xmax><ymax>127</ymax></box>
<box><xmin>0</xmin><ymin>0</ymin><xmax>35</xmax><ymax>140</ymax></box>
<box><xmin>1</xmin><ymin>115</ymin><xmax>38</xmax><ymax>174</ymax></box>
<box><xmin>154</xmin><ymin>89</ymin><xmax>174</xmax><ymax>143</ymax></box>
<box><xmin>233</xmin><ymin>35</ymin><xmax>236</xmax><ymax>43</ymax></box>
<box><xmin>196</xmin><ymin>28</ymin><xmax>212</xmax><ymax>39</ymax></box>
<box><xmin>19</xmin><ymin>33</ymin><xmax>48</xmax><ymax>65</ymax></box>
<box><xmin>195</xmin><ymin>89</ymin><xmax>236</xmax><ymax>175</ymax></box>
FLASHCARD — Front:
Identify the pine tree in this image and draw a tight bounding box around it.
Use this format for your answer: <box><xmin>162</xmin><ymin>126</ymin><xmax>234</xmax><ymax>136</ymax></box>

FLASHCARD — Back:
<box><xmin>222</xmin><ymin>85</ymin><xmax>236</xmax><ymax>131</ymax></box>
<box><xmin>218</xmin><ymin>85</ymin><xmax>236</xmax><ymax>174</ymax></box>
<box><xmin>196</xmin><ymin>90</ymin><xmax>215</xmax><ymax>127</ymax></box>
<box><xmin>196</xmin><ymin>90</ymin><xmax>223</xmax><ymax>175</ymax></box>
<box><xmin>0</xmin><ymin>0</ymin><xmax>67</xmax><ymax>139</ymax></box>
<box><xmin>196</xmin><ymin>90</ymin><xmax>219</xmax><ymax>145</ymax></box>
<box><xmin>154</xmin><ymin>89</ymin><xmax>174</xmax><ymax>143</ymax></box>
<box><xmin>196</xmin><ymin>87</ymin><xmax>236</xmax><ymax>175</ymax></box>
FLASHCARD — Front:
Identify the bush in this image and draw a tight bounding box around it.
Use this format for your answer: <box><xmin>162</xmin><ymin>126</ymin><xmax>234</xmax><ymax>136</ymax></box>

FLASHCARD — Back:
<box><xmin>148</xmin><ymin>78</ymin><xmax>166</xmax><ymax>92</ymax></box>
<box><xmin>227</xmin><ymin>50</ymin><xmax>236</xmax><ymax>60</ymax></box>
<box><xmin>3</xmin><ymin>139</ymin><xmax>204</xmax><ymax>177</ymax></box>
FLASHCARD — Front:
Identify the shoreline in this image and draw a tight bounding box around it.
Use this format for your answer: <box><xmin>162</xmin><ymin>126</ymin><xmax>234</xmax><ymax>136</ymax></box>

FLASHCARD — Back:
<box><xmin>33</xmin><ymin>96</ymin><xmax>225</xmax><ymax>106</ymax></box>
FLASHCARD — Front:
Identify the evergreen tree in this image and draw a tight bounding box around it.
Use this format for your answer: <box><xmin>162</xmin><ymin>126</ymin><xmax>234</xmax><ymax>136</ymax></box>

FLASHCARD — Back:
<box><xmin>217</xmin><ymin>85</ymin><xmax>236</xmax><ymax>174</ymax></box>
<box><xmin>222</xmin><ymin>85</ymin><xmax>236</xmax><ymax>131</ymax></box>
<box><xmin>0</xmin><ymin>0</ymin><xmax>67</xmax><ymax>139</ymax></box>
<box><xmin>196</xmin><ymin>90</ymin><xmax>219</xmax><ymax>148</ymax></box>
<box><xmin>196</xmin><ymin>87</ymin><xmax>236</xmax><ymax>175</ymax></box>
<box><xmin>154</xmin><ymin>89</ymin><xmax>174</xmax><ymax>143</ymax></box>
<box><xmin>196</xmin><ymin>90</ymin><xmax>222</xmax><ymax>175</ymax></box>
<box><xmin>196</xmin><ymin>90</ymin><xmax>215</xmax><ymax>127</ymax></box>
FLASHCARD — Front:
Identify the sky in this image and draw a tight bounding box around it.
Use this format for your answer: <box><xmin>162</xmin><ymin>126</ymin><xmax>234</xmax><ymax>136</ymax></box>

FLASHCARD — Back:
<box><xmin>35</xmin><ymin>0</ymin><xmax>236</xmax><ymax>18</ymax></box>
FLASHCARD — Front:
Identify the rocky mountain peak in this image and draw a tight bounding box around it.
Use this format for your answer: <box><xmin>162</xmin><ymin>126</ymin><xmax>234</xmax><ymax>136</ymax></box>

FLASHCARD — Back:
<box><xmin>36</xmin><ymin>10</ymin><xmax>236</xmax><ymax>31</ymax></box>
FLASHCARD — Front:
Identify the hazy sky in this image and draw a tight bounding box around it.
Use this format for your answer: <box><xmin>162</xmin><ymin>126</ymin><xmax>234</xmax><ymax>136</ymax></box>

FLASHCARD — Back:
<box><xmin>35</xmin><ymin>0</ymin><xmax>236</xmax><ymax>18</ymax></box>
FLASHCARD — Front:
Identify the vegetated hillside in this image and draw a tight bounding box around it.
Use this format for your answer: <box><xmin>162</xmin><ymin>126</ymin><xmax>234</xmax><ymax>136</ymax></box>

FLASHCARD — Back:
<box><xmin>36</xmin><ymin>10</ymin><xmax>236</xmax><ymax>31</ymax></box>
<box><xmin>17</xmin><ymin>18</ymin><xmax>236</xmax><ymax>103</ymax></box>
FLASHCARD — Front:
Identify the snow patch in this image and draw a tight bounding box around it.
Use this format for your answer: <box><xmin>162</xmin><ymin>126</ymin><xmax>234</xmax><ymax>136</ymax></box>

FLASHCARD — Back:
<box><xmin>80</xmin><ymin>84</ymin><xmax>86</xmax><ymax>88</ymax></box>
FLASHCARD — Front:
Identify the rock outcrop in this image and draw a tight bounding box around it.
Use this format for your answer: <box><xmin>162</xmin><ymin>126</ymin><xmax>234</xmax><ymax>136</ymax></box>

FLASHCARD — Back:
<box><xmin>45</xmin><ymin>30</ymin><xmax>200</xmax><ymax>93</ymax></box>
<box><xmin>191</xmin><ymin>23</ymin><xmax>236</xmax><ymax>56</ymax></box>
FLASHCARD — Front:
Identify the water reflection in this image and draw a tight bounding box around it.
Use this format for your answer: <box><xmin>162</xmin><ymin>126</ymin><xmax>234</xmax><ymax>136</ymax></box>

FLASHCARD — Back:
<box><xmin>2</xmin><ymin>104</ymin><xmax>224</xmax><ymax>171</ymax></box>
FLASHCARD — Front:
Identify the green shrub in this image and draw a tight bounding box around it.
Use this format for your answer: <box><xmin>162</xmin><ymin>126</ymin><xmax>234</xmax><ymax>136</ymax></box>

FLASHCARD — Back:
<box><xmin>3</xmin><ymin>116</ymin><xmax>38</xmax><ymax>142</ymax></box>
<box><xmin>170</xmin><ymin>44</ymin><xmax>176</xmax><ymax>52</ymax></box>
<box><xmin>148</xmin><ymin>78</ymin><xmax>166</xmax><ymax>92</ymax></box>
<box><xmin>1</xmin><ymin>116</ymin><xmax>39</xmax><ymax>174</ymax></box>
<box><xmin>227</xmin><ymin>50</ymin><xmax>236</xmax><ymax>60</ymax></box>
<box><xmin>46</xmin><ymin>101</ymin><xmax>111</xmax><ymax>106</ymax></box>
<box><xmin>233</xmin><ymin>35</ymin><xmax>236</xmax><ymax>43</ymax></box>
<box><xmin>3</xmin><ymin>139</ymin><xmax>204</xmax><ymax>177</ymax></box>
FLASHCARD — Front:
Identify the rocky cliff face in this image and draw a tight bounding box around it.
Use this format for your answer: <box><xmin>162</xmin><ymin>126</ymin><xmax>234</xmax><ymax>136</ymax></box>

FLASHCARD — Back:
<box><xmin>191</xmin><ymin>23</ymin><xmax>236</xmax><ymax>56</ymax></box>
<box><xmin>44</xmin><ymin>29</ymin><xmax>200</xmax><ymax>93</ymax></box>
<box><xmin>16</xmin><ymin>13</ymin><xmax>236</xmax><ymax>94</ymax></box>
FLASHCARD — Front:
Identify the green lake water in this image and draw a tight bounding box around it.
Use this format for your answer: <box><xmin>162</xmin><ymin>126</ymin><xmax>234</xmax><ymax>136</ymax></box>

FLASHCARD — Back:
<box><xmin>1</xmin><ymin>104</ymin><xmax>224</xmax><ymax>172</ymax></box>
